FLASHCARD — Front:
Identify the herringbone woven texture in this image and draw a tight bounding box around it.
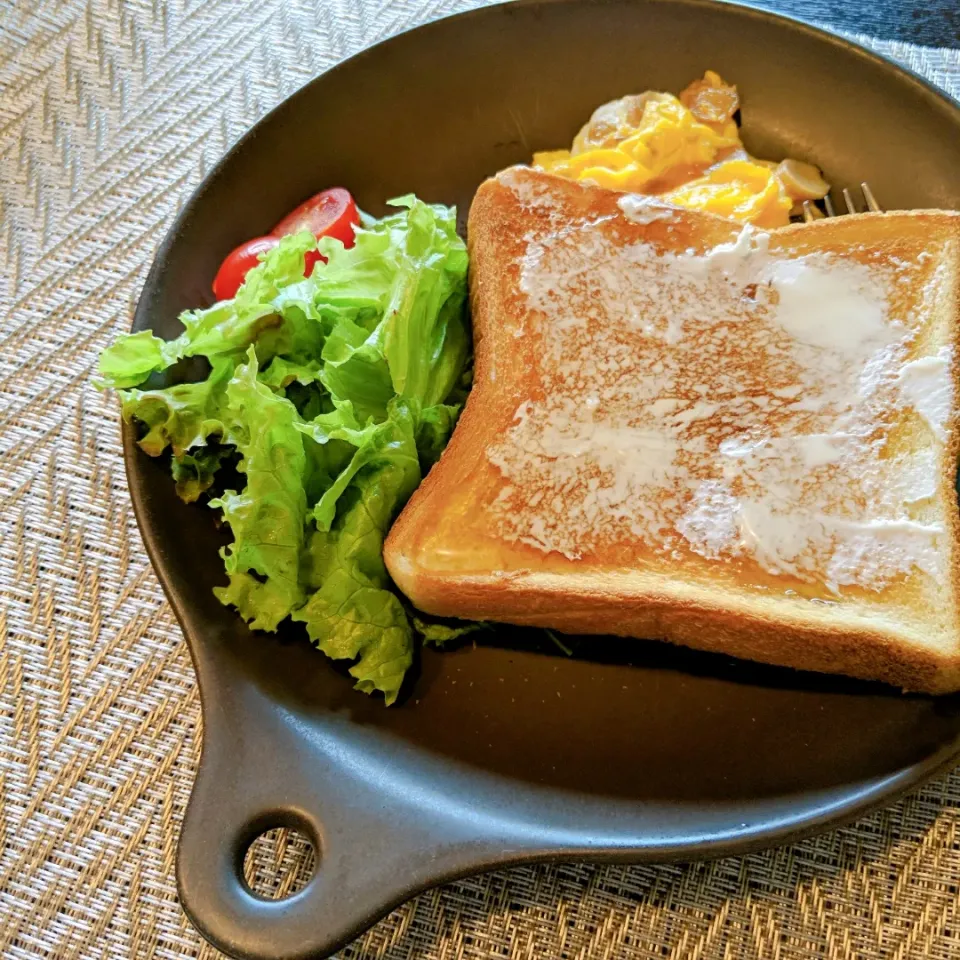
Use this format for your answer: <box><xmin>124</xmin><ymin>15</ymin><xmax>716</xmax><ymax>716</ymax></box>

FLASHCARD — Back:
<box><xmin>2</xmin><ymin>1</ymin><xmax>960</xmax><ymax>957</ymax></box>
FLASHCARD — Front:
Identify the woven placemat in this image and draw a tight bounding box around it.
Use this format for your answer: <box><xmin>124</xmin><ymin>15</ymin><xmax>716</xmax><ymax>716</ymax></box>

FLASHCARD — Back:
<box><xmin>2</xmin><ymin>1</ymin><xmax>960</xmax><ymax>957</ymax></box>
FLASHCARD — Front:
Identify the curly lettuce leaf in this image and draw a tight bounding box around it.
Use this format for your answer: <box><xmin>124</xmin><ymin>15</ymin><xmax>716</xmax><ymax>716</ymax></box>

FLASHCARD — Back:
<box><xmin>367</xmin><ymin>196</ymin><xmax>470</xmax><ymax>407</ymax></box>
<box><xmin>211</xmin><ymin>348</ymin><xmax>308</xmax><ymax>632</ymax></box>
<box><xmin>311</xmin><ymin>197</ymin><xmax>469</xmax><ymax>418</ymax></box>
<box><xmin>97</xmin><ymin>232</ymin><xmax>323</xmax><ymax>389</ymax></box>
<box><xmin>293</xmin><ymin>401</ymin><xmax>422</xmax><ymax>704</ymax></box>
<box><xmin>258</xmin><ymin>356</ymin><xmax>323</xmax><ymax>391</ymax></box>
<box><xmin>415</xmin><ymin>402</ymin><xmax>461</xmax><ymax>470</ymax></box>
<box><xmin>98</xmin><ymin>196</ymin><xmax>473</xmax><ymax>703</ymax></box>
<box><xmin>297</xmin><ymin>409</ymin><xmax>407</xmax><ymax>533</ymax></box>
<box><xmin>97</xmin><ymin>330</ymin><xmax>178</xmax><ymax>389</ymax></box>
<box><xmin>118</xmin><ymin>355</ymin><xmax>236</xmax><ymax>457</ymax></box>
<box><xmin>318</xmin><ymin>317</ymin><xmax>394</xmax><ymax>424</ymax></box>
<box><xmin>171</xmin><ymin>446</ymin><xmax>234</xmax><ymax>503</ymax></box>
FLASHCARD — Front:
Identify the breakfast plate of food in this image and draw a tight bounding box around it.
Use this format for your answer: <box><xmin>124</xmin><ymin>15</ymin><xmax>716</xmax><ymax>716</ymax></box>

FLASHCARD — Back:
<box><xmin>100</xmin><ymin>1</ymin><xmax>960</xmax><ymax>957</ymax></box>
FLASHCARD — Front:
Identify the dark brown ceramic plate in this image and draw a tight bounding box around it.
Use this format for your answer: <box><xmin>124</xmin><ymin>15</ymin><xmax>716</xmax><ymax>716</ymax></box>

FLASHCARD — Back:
<box><xmin>124</xmin><ymin>1</ymin><xmax>960</xmax><ymax>958</ymax></box>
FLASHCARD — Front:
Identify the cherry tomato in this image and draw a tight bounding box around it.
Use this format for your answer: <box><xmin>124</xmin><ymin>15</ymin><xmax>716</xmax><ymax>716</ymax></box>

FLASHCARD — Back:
<box><xmin>270</xmin><ymin>187</ymin><xmax>359</xmax><ymax>248</ymax></box>
<box><xmin>212</xmin><ymin>235</ymin><xmax>279</xmax><ymax>301</ymax></box>
<box><xmin>212</xmin><ymin>189</ymin><xmax>359</xmax><ymax>299</ymax></box>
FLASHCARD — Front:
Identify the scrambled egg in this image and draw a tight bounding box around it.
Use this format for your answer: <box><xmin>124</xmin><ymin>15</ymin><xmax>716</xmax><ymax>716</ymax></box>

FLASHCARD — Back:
<box><xmin>533</xmin><ymin>71</ymin><xmax>829</xmax><ymax>228</ymax></box>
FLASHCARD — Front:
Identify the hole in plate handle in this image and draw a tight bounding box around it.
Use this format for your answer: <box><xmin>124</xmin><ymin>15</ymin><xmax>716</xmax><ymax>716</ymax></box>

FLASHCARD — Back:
<box><xmin>238</xmin><ymin>811</ymin><xmax>320</xmax><ymax>902</ymax></box>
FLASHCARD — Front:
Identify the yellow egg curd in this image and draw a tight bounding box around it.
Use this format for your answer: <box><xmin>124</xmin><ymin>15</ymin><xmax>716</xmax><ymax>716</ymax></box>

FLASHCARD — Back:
<box><xmin>532</xmin><ymin>71</ymin><xmax>829</xmax><ymax>228</ymax></box>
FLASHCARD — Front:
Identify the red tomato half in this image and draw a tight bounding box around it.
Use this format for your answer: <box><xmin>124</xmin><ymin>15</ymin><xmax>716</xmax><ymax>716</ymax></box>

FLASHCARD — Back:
<box><xmin>212</xmin><ymin>236</ymin><xmax>280</xmax><ymax>301</ymax></box>
<box><xmin>212</xmin><ymin>189</ymin><xmax>359</xmax><ymax>299</ymax></box>
<box><xmin>270</xmin><ymin>187</ymin><xmax>359</xmax><ymax>248</ymax></box>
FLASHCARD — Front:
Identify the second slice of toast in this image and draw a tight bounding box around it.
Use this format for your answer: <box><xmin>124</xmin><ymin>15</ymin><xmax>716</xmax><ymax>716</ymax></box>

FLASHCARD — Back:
<box><xmin>384</xmin><ymin>167</ymin><xmax>960</xmax><ymax>693</ymax></box>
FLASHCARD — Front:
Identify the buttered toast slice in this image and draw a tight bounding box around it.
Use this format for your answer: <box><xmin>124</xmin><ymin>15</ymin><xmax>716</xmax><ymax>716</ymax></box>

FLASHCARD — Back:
<box><xmin>384</xmin><ymin>167</ymin><xmax>960</xmax><ymax>693</ymax></box>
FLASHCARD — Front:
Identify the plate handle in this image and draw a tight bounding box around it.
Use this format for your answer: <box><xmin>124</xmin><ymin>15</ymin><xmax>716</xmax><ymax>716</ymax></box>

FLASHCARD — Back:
<box><xmin>175</xmin><ymin>678</ymin><xmax>518</xmax><ymax>960</ymax></box>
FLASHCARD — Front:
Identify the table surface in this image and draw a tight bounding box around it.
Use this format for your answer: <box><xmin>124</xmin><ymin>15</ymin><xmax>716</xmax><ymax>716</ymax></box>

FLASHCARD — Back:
<box><xmin>755</xmin><ymin>0</ymin><xmax>959</xmax><ymax>45</ymax></box>
<box><xmin>1</xmin><ymin>1</ymin><xmax>959</xmax><ymax>959</ymax></box>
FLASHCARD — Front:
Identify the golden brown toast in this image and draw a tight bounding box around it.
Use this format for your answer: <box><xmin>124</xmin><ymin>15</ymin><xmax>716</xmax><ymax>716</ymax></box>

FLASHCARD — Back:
<box><xmin>384</xmin><ymin>167</ymin><xmax>960</xmax><ymax>693</ymax></box>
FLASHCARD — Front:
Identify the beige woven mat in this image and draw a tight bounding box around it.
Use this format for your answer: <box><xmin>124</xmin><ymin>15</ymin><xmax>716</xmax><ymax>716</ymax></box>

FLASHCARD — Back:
<box><xmin>3</xmin><ymin>1</ymin><xmax>960</xmax><ymax>957</ymax></box>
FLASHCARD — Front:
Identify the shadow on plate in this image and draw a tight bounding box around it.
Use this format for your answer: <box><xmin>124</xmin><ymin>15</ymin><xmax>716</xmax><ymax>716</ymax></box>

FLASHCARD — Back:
<box><xmin>316</xmin><ymin>621</ymin><xmax>960</xmax><ymax>803</ymax></box>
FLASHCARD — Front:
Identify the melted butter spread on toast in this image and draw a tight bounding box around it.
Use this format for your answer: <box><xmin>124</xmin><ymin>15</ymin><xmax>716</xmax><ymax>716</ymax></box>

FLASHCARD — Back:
<box><xmin>485</xmin><ymin>171</ymin><xmax>954</xmax><ymax>595</ymax></box>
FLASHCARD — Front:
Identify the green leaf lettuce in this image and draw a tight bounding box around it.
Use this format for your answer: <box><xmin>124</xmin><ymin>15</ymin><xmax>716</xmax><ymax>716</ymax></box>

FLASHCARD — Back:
<box><xmin>97</xmin><ymin>196</ymin><xmax>475</xmax><ymax>702</ymax></box>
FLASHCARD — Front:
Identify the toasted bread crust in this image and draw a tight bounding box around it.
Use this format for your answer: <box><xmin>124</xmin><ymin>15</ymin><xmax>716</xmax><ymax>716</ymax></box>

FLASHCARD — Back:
<box><xmin>386</xmin><ymin>169</ymin><xmax>960</xmax><ymax>693</ymax></box>
<box><xmin>386</xmin><ymin>564</ymin><xmax>960</xmax><ymax>693</ymax></box>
